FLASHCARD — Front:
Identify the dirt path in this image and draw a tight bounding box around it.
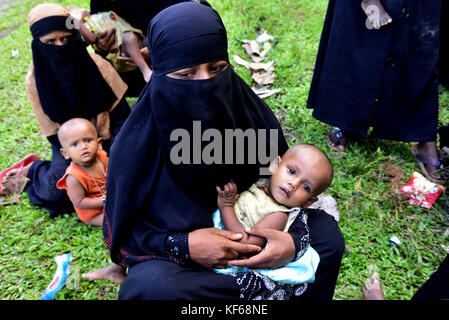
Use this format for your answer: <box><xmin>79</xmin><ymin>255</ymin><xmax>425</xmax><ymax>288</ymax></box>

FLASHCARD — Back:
<box><xmin>0</xmin><ymin>0</ymin><xmax>24</xmax><ymax>41</ymax></box>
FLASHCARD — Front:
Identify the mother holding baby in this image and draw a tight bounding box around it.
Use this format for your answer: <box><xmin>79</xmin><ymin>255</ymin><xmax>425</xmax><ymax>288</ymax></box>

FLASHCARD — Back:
<box><xmin>104</xmin><ymin>2</ymin><xmax>345</xmax><ymax>300</ymax></box>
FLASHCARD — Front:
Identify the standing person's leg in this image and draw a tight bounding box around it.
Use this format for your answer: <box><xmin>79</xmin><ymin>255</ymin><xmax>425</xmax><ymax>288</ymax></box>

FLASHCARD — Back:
<box><xmin>26</xmin><ymin>134</ymin><xmax>73</xmax><ymax>217</ymax></box>
<box><xmin>295</xmin><ymin>209</ymin><xmax>345</xmax><ymax>300</ymax></box>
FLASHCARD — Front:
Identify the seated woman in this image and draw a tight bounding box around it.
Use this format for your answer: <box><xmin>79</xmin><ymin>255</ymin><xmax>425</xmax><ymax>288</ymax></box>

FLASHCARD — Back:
<box><xmin>0</xmin><ymin>3</ymin><xmax>131</xmax><ymax>217</ymax></box>
<box><xmin>104</xmin><ymin>2</ymin><xmax>345</xmax><ymax>300</ymax></box>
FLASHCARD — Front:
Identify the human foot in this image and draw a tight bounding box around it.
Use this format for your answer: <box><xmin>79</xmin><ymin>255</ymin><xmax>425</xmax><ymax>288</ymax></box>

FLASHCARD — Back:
<box><xmin>362</xmin><ymin>0</ymin><xmax>392</xmax><ymax>29</ymax></box>
<box><xmin>362</xmin><ymin>273</ymin><xmax>385</xmax><ymax>300</ymax></box>
<box><xmin>411</xmin><ymin>142</ymin><xmax>447</xmax><ymax>184</ymax></box>
<box><xmin>82</xmin><ymin>263</ymin><xmax>126</xmax><ymax>284</ymax></box>
<box><xmin>327</xmin><ymin>127</ymin><xmax>350</xmax><ymax>151</ymax></box>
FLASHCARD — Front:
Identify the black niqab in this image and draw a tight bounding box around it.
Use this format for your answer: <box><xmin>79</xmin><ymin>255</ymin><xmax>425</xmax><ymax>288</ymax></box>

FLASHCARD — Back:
<box><xmin>103</xmin><ymin>2</ymin><xmax>288</xmax><ymax>266</ymax></box>
<box><xmin>31</xmin><ymin>16</ymin><xmax>116</xmax><ymax>124</ymax></box>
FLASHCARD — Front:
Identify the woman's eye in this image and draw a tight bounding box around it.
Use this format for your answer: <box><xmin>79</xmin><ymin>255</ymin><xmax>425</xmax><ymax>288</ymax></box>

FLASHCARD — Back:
<box><xmin>210</xmin><ymin>64</ymin><xmax>227</xmax><ymax>73</ymax></box>
<box><xmin>46</xmin><ymin>39</ymin><xmax>55</xmax><ymax>44</ymax></box>
<box><xmin>180</xmin><ymin>72</ymin><xmax>195</xmax><ymax>78</ymax></box>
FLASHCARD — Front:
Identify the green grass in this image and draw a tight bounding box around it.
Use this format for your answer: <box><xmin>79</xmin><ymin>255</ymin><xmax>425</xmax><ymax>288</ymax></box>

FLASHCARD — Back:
<box><xmin>0</xmin><ymin>0</ymin><xmax>448</xmax><ymax>300</ymax></box>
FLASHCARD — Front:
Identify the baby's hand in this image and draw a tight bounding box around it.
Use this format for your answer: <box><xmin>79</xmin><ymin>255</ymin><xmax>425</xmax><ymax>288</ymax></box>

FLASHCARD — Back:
<box><xmin>216</xmin><ymin>181</ymin><xmax>239</xmax><ymax>208</ymax></box>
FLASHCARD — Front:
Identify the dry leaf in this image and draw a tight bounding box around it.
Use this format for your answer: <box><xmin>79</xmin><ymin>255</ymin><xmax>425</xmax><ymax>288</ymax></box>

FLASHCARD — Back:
<box><xmin>252</xmin><ymin>71</ymin><xmax>275</xmax><ymax>85</ymax></box>
<box><xmin>233</xmin><ymin>54</ymin><xmax>252</xmax><ymax>68</ymax></box>
<box><xmin>0</xmin><ymin>194</ymin><xmax>22</xmax><ymax>206</ymax></box>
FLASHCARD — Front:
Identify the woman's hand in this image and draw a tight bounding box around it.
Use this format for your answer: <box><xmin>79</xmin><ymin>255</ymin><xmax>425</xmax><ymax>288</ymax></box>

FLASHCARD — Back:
<box><xmin>227</xmin><ymin>227</ymin><xmax>296</xmax><ymax>269</ymax></box>
<box><xmin>97</xmin><ymin>28</ymin><xmax>118</xmax><ymax>52</ymax></box>
<box><xmin>188</xmin><ymin>228</ymin><xmax>261</xmax><ymax>269</ymax></box>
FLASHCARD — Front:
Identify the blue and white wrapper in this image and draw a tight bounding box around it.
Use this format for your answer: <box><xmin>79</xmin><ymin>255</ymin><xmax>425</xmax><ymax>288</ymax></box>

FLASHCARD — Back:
<box><xmin>212</xmin><ymin>209</ymin><xmax>320</xmax><ymax>284</ymax></box>
<box><xmin>40</xmin><ymin>252</ymin><xmax>72</xmax><ymax>300</ymax></box>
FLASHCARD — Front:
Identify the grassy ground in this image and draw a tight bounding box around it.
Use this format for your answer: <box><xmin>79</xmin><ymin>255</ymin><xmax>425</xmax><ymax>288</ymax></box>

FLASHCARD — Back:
<box><xmin>0</xmin><ymin>0</ymin><xmax>448</xmax><ymax>300</ymax></box>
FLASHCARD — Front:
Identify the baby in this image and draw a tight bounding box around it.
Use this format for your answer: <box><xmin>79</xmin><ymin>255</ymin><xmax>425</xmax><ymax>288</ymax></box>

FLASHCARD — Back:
<box><xmin>56</xmin><ymin>118</ymin><xmax>125</xmax><ymax>284</ymax></box>
<box><xmin>361</xmin><ymin>0</ymin><xmax>392</xmax><ymax>29</ymax></box>
<box><xmin>67</xmin><ymin>6</ymin><xmax>152</xmax><ymax>82</ymax></box>
<box><xmin>213</xmin><ymin>143</ymin><xmax>333</xmax><ymax>284</ymax></box>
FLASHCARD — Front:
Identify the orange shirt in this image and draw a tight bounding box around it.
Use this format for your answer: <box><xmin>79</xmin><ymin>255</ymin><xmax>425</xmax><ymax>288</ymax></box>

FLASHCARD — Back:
<box><xmin>57</xmin><ymin>149</ymin><xmax>108</xmax><ymax>222</ymax></box>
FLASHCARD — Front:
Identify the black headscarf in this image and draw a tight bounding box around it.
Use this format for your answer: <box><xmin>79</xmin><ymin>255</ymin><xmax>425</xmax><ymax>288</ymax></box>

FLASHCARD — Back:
<box><xmin>30</xmin><ymin>15</ymin><xmax>116</xmax><ymax>124</ymax></box>
<box><xmin>103</xmin><ymin>2</ymin><xmax>288</xmax><ymax>266</ymax></box>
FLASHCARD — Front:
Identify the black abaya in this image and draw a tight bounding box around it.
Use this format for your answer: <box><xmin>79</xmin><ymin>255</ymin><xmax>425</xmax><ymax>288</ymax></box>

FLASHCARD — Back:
<box><xmin>307</xmin><ymin>0</ymin><xmax>441</xmax><ymax>142</ymax></box>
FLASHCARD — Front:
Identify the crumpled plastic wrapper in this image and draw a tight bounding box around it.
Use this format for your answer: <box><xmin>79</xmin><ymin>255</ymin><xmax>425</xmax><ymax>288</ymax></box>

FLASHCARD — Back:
<box><xmin>308</xmin><ymin>193</ymin><xmax>340</xmax><ymax>222</ymax></box>
<box><xmin>400</xmin><ymin>171</ymin><xmax>445</xmax><ymax>208</ymax></box>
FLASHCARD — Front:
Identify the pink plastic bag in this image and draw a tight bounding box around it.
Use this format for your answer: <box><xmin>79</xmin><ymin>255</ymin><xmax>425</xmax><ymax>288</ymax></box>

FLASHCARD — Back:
<box><xmin>400</xmin><ymin>172</ymin><xmax>445</xmax><ymax>208</ymax></box>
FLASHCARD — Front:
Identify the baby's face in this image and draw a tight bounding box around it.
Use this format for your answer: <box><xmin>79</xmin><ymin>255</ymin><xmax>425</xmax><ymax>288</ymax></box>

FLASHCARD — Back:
<box><xmin>60</xmin><ymin>123</ymin><xmax>100</xmax><ymax>166</ymax></box>
<box><xmin>267</xmin><ymin>149</ymin><xmax>330</xmax><ymax>208</ymax></box>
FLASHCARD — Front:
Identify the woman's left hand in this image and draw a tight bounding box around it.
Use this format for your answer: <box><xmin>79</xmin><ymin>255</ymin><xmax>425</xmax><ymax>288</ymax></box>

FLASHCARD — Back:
<box><xmin>227</xmin><ymin>227</ymin><xmax>295</xmax><ymax>269</ymax></box>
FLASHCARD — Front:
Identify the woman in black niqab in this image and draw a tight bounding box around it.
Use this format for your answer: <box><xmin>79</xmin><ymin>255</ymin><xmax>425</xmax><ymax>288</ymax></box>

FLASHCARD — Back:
<box><xmin>104</xmin><ymin>2</ymin><xmax>344</xmax><ymax>300</ymax></box>
<box><xmin>31</xmin><ymin>16</ymin><xmax>116</xmax><ymax>124</ymax></box>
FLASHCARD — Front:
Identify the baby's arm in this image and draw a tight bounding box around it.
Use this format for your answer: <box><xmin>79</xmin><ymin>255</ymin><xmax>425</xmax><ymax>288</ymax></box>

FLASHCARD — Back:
<box><xmin>67</xmin><ymin>7</ymin><xmax>97</xmax><ymax>45</ymax></box>
<box><xmin>246</xmin><ymin>211</ymin><xmax>289</xmax><ymax>247</ymax></box>
<box><xmin>217</xmin><ymin>181</ymin><xmax>288</xmax><ymax>248</ymax></box>
<box><xmin>79</xmin><ymin>22</ymin><xmax>97</xmax><ymax>45</ymax></box>
<box><xmin>65</xmin><ymin>174</ymin><xmax>104</xmax><ymax>210</ymax></box>
<box><xmin>216</xmin><ymin>182</ymin><xmax>247</xmax><ymax>238</ymax></box>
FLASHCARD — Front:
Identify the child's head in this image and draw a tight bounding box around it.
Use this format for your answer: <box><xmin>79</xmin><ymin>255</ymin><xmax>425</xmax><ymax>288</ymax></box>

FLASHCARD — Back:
<box><xmin>58</xmin><ymin>118</ymin><xmax>101</xmax><ymax>166</ymax></box>
<box><xmin>266</xmin><ymin>143</ymin><xmax>333</xmax><ymax>208</ymax></box>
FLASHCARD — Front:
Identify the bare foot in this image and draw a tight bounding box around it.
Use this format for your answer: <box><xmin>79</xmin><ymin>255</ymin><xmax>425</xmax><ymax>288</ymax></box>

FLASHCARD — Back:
<box><xmin>362</xmin><ymin>0</ymin><xmax>393</xmax><ymax>29</ymax></box>
<box><xmin>82</xmin><ymin>263</ymin><xmax>126</xmax><ymax>284</ymax></box>
<box><xmin>362</xmin><ymin>273</ymin><xmax>385</xmax><ymax>300</ymax></box>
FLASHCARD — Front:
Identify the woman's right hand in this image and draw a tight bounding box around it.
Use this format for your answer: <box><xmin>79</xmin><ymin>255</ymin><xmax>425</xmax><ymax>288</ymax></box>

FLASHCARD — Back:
<box><xmin>188</xmin><ymin>228</ymin><xmax>261</xmax><ymax>269</ymax></box>
<box><xmin>97</xmin><ymin>28</ymin><xmax>118</xmax><ymax>52</ymax></box>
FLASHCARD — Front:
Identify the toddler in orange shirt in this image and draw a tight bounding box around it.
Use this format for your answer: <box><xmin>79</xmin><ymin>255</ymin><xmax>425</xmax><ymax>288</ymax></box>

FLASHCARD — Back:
<box><xmin>57</xmin><ymin>118</ymin><xmax>125</xmax><ymax>284</ymax></box>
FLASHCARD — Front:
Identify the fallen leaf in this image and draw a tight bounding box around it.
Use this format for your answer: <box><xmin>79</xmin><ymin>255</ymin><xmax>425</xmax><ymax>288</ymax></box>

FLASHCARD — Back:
<box><xmin>233</xmin><ymin>54</ymin><xmax>252</xmax><ymax>68</ymax></box>
<box><xmin>256</xmin><ymin>32</ymin><xmax>274</xmax><ymax>43</ymax></box>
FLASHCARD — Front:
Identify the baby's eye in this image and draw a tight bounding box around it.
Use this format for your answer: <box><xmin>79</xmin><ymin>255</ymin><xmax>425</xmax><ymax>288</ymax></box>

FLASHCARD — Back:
<box><xmin>288</xmin><ymin>167</ymin><xmax>295</xmax><ymax>175</ymax></box>
<box><xmin>302</xmin><ymin>183</ymin><xmax>311</xmax><ymax>192</ymax></box>
<box><xmin>71</xmin><ymin>142</ymin><xmax>78</xmax><ymax>147</ymax></box>
<box><xmin>85</xmin><ymin>138</ymin><xmax>92</xmax><ymax>143</ymax></box>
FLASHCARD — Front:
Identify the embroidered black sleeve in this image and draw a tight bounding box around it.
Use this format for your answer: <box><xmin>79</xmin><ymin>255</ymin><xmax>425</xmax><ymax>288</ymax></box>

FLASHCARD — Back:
<box><xmin>164</xmin><ymin>233</ymin><xmax>190</xmax><ymax>264</ymax></box>
<box><xmin>287</xmin><ymin>209</ymin><xmax>310</xmax><ymax>261</ymax></box>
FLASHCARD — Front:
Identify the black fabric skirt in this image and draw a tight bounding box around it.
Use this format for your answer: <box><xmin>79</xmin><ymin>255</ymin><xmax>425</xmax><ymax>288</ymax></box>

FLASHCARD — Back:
<box><xmin>26</xmin><ymin>98</ymin><xmax>131</xmax><ymax>217</ymax></box>
<box><xmin>438</xmin><ymin>0</ymin><xmax>449</xmax><ymax>87</ymax></box>
<box><xmin>118</xmin><ymin>209</ymin><xmax>345</xmax><ymax>300</ymax></box>
<box><xmin>307</xmin><ymin>0</ymin><xmax>441</xmax><ymax>142</ymax></box>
